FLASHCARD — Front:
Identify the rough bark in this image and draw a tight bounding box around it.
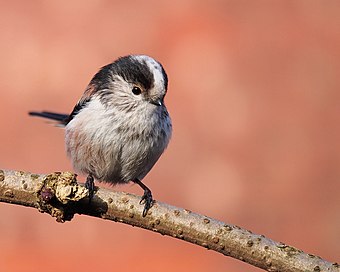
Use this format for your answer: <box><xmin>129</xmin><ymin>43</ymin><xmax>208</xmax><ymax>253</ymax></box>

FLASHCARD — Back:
<box><xmin>0</xmin><ymin>169</ymin><xmax>338</xmax><ymax>272</ymax></box>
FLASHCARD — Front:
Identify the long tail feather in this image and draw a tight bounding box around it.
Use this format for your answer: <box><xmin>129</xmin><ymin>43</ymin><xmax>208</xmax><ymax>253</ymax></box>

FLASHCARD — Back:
<box><xmin>29</xmin><ymin>111</ymin><xmax>69</xmax><ymax>122</ymax></box>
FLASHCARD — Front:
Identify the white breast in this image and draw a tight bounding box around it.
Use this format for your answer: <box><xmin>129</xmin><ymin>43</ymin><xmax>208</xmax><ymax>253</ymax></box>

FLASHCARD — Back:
<box><xmin>65</xmin><ymin>97</ymin><xmax>172</xmax><ymax>184</ymax></box>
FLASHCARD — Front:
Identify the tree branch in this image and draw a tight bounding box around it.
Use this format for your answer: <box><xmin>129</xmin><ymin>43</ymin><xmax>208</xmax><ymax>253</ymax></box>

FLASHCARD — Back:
<box><xmin>0</xmin><ymin>169</ymin><xmax>338</xmax><ymax>272</ymax></box>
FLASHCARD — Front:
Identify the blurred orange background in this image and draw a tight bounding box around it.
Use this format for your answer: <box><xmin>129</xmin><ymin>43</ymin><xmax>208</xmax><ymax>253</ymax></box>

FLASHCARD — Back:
<box><xmin>0</xmin><ymin>1</ymin><xmax>339</xmax><ymax>271</ymax></box>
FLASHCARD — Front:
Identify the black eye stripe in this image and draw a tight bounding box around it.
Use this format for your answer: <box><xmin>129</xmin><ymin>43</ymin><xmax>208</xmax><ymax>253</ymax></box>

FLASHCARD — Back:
<box><xmin>132</xmin><ymin>86</ymin><xmax>142</xmax><ymax>95</ymax></box>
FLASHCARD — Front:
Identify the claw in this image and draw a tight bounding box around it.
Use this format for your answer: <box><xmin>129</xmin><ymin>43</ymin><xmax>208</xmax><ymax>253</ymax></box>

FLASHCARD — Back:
<box><xmin>133</xmin><ymin>179</ymin><xmax>154</xmax><ymax>217</ymax></box>
<box><xmin>140</xmin><ymin>189</ymin><xmax>153</xmax><ymax>217</ymax></box>
<box><xmin>85</xmin><ymin>174</ymin><xmax>95</xmax><ymax>203</ymax></box>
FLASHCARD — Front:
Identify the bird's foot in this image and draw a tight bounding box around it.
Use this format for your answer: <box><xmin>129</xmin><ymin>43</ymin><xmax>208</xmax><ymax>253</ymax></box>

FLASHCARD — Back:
<box><xmin>85</xmin><ymin>174</ymin><xmax>95</xmax><ymax>203</ymax></box>
<box><xmin>140</xmin><ymin>188</ymin><xmax>153</xmax><ymax>217</ymax></box>
<box><xmin>133</xmin><ymin>179</ymin><xmax>154</xmax><ymax>217</ymax></box>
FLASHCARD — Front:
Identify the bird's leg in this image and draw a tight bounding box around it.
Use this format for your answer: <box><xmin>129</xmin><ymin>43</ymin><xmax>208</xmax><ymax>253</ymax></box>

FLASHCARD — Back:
<box><xmin>85</xmin><ymin>173</ymin><xmax>95</xmax><ymax>203</ymax></box>
<box><xmin>133</xmin><ymin>179</ymin><xmax>153</xmax><ymax>217</ymax></box>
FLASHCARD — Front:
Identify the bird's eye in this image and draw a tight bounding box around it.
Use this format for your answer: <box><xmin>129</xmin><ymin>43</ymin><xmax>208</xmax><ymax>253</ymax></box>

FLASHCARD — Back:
<box><xmin>132</xmin><ymin>86</ymin><xmax>142</xmax><ymax>95</ymax></box>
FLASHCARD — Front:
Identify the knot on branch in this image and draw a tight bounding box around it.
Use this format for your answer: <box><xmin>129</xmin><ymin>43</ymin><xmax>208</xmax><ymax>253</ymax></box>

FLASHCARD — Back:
<box><xmin>37</xmin><ymin>172</ymin><xmax>88</xmax><ymax>222</ymax></box>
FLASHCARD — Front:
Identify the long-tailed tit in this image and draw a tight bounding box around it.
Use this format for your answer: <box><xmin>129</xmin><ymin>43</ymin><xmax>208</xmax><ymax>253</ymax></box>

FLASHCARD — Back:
<box><xmin>29</xmin><ymin>55</ymin><xmax>172</xmax><ymax>216</ymax></box>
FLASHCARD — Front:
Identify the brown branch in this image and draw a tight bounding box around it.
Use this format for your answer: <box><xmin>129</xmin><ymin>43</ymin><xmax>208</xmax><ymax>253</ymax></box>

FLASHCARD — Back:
<box><xmin>0</xmin><ymin>169</ymin><xmax>338</xmax><ymax>272</ymax></box>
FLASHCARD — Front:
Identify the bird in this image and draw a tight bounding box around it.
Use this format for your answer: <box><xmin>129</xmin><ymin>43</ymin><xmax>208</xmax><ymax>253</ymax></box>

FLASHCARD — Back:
<box><xmin>29</xmin><ymin>55</ymin><xmax>172</xmax><ymax>217</ymax></box>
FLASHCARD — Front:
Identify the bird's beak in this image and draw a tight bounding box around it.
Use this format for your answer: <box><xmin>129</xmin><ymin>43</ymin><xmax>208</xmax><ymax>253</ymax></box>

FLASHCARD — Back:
<box><xmin>150</xmin><ymin>99</ymin><xmax>163</xmax><ymax>106</ymax></box>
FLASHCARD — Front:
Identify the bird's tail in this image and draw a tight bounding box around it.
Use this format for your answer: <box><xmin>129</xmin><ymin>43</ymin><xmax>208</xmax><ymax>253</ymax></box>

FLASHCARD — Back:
<box><xmin>29</xmin><ymin>111</ymin><xmax>69</xmax><ymax>124</ymax></box>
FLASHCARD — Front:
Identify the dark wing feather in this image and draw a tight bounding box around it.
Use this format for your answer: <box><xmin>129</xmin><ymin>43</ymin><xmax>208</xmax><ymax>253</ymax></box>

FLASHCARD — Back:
<box><xmin>64</xmin><ymin>97</ymin><xmax>91</xmax><ymax>124</ymax></box>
